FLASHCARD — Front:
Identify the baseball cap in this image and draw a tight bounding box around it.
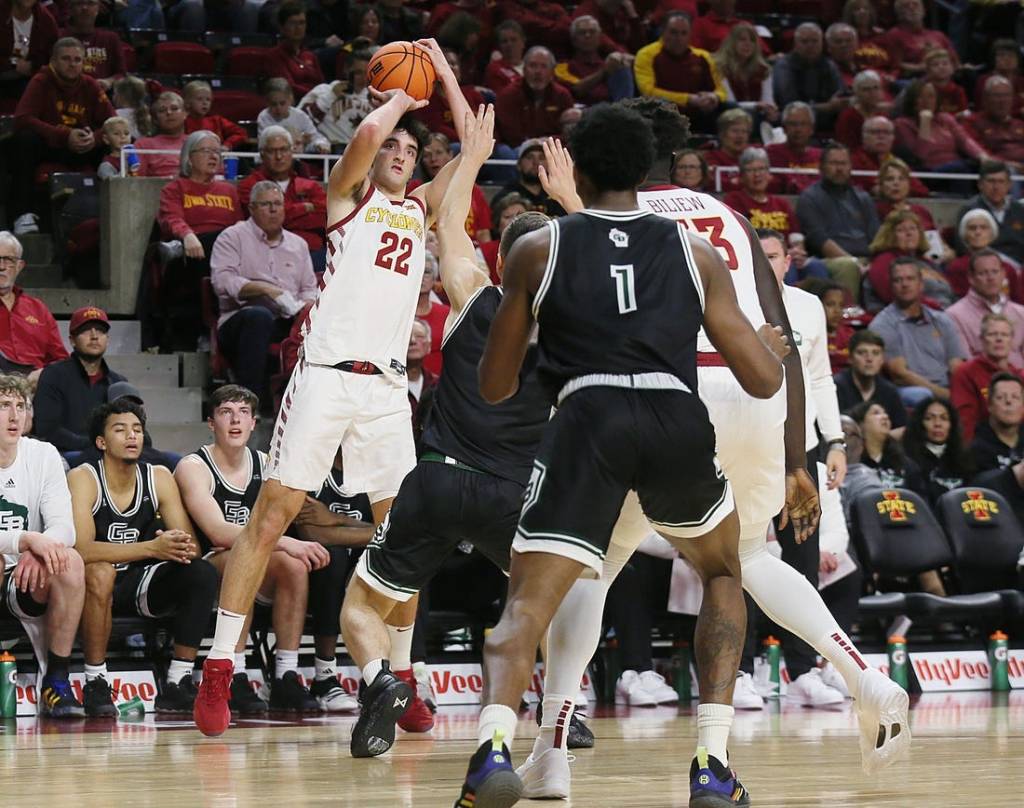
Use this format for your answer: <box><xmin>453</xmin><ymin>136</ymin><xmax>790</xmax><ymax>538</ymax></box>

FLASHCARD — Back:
<box><xmin>107</xmin><ymin>381</ymin><xmax>144</xmax><ymax>405</ymax></box>
<box><xmin>518</xmin><ymin>138</ymin><xmax>544</xmax><ymax>159</ymax></box>
<box><xmin>69</xmin><ymin>306</ymin><xmax>110</xmax><ymax>335</ymax></box>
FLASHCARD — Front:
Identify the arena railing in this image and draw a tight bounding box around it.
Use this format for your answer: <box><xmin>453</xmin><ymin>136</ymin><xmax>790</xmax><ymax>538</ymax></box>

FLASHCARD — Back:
<box><xmin>710</xmin><ymin>165</ymin><xmax>1024</xmax><ymax>193</ymax></box>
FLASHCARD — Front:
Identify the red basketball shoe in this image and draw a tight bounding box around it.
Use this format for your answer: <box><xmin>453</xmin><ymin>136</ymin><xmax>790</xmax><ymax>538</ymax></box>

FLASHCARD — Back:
<box><xmin>194</xmin><ymin>658</ymin><xmax>233</xmax><ymax>736</ymax></box>
<box><xmin>395</xmin><ymin>667</ymin><xmax>434</xmax><ymax>733</ymax></box>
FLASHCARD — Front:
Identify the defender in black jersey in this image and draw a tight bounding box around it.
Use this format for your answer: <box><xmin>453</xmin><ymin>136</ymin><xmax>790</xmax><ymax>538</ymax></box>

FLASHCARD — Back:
<box><xmin>69</xmin><ymin>400</ymin><xmax>219</xmax><ymax>717</ymax></box>
<box><xmin>456</xmin><ymin>105</ymin><xmax>788</xmax><ymax>808</ymax></box>
<box><xmin>340</xmin><ymin>107</ymin><xmax>554</xmax><ymax>760</ymax></box>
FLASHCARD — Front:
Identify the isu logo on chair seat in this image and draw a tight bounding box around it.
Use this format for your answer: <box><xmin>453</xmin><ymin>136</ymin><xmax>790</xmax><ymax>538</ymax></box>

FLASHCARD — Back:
<box><xmin>961</xmin><ymin>490</ymin><xmax>999</xmax><ymax>522</ymax></box>
<box><xmin>876</xmin><ymin>491</ymin><xmax>916</xmax><ymax>523</ymax></box>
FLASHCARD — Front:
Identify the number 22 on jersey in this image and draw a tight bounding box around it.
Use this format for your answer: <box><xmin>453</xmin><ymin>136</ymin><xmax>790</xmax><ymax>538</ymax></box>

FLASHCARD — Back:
<box><xmin>374</xmin><ymin>231</ymin><xmax>413</xmax><ymax>276</ymax></box>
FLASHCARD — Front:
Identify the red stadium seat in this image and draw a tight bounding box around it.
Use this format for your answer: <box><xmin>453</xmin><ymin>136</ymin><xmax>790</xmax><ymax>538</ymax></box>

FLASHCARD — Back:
<box><xmin>122</xmin><ymin>43</ymin><xmax>137</xmax><ymax>72</ymax></box>
<box><xmin>153</xmin><ymin>41</ymin><xmax>215</xmax><ymax>74</ymax></box>
<box><xmin>226</xmin><ymin>46</ymin><xmax>273</xmax><ymax>79</ymax></box>
<box><xmin>212</xmin><ymin>90</ymin><xmax>265</xmax><ymax>122</ymax></box>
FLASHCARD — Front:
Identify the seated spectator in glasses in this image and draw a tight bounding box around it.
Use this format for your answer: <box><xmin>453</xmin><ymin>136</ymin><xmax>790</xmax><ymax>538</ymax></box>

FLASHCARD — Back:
<box><xmin>478</xmin><ymin>193</ymin><xmax>527</xmax><ymax>283</ymax></box>
<box><xmin>903</xmin><ymin>397</ymin><xmax>974</xmax><ymax>505</ymax></box>
<box><xmin>893</xmin><ymin>80</ymin><xmax>988</xmax><ymax>177</ymax></box>
<box><xmin>413</xmin><ymin>256</ymin><xmax>447</xmax><ymax>376</ymax></box>
<box><xmin>724</xmin><ymin>146</ymin><xmax>801</xmax><ymax>239</ymax></box>
<box><xmin>0</xmin><ymin>232</ymin><xmax>67</xmax><ymax>381</ymax></box>
<box><xmin>210</xmin><ymin>181</ymin><xmax>318</xmax><ymax>409</ymax></box>
<box><xmin>807</xmin><ymin>279</ymin><xmax>854</xmax><ymax>373</ymax></box>
<box><xmin>669</xmin><ymin>147</ymin><xmax>711</xmax><ymax>192</ymax></box>
<box><xmin>484</xmin><ymin>19</ymin><xmax>525</xmax><ymax>95</ymax></box>
<box><xmin>258</xmin><ymin>78</ymin><xmax>330</xmax><ymax>155</ymax></box>
<box><xmin>947</xmin><ymin>209</ymin><xmax>1023</xmax><ymax>302</ymax></box>
<box><xmin>834</xmin><ymin>329</ymin><xmax>908</xmax><ymax>430</ymax></box>
<box><xmin>951</xmin><ymin>313</ymin><xmax>1024</xmax><ymax>441</ymax></box>
<box><xmin>947</xmin><ymin>252</ymin><xmax>1024</xmax><ymax>365</ymax></box>
<box><xmin>704</xmin><ymin>108</ymin><xmax>752</xmax><ymax>192</ymax></box>
<box><xmin>136</xmin><ymin>91</ymin><xmax>187</xmax><ymax>178</ymax></box>
<box><xmin>765</xmin><ymin>102</ymin><xmax>822</xmax><ymax>194</ymax></box>
<box><xmin>182</xmin><ymin>80</ymin><xmax>247</xmax><ymax>151</ymax></box>
<box><xmin>972</xmin><ymin>38</ymin><xmax>1024</xmax><ymax>115</ymax></box>
<box><xmin>409</xmin><ymin>132</ymin><xmax>490</xmax><ymax>245</ymax></box>
<box><xmin>634</xmin><ymin>11</ymin><xmax>725</xmax><ymax>134</ymax></box>
<box><xmin>961</xmin><ymin>76</ymin><xmax>1024</xmax><ymax>175</ymax></box>
<box><xmin>267</xmin><ymin>1</ymin><xmax>325</xmax><ymax>98</ymax></box>
<box><xmin>969</xmin><ymin>372</ymin><xmax>1024</xmax><ymax>472</ymax></box>
<box><xmin>299</xmin><ymin>49</ymin><xmax>374</xmax><ymax>149</ymax></box>
<box><xmin>60</xmin><ymin>0</ymin><xmax>122</xmax><ymax>89</ymax></box>
<box><xmin>713</xmin><ymin>21</ymin><xmax>777</xmax><ymax>125</ymax></box>
<box><xmin>954</xmin><ymin>161</ymin><xmax>1024</xmax><ymax>266</ymax></box>
<box><xmin>835</xmin><ymin>70</ymin><xmax>889</xmax><ymax>150</ymax></box>
<box><xmin>921</xmin><ymin>47</ymin><xmax>966</xmax><ymax>115</ymax></box>
<box><xmin>884</xmin><ymin>0</ymin><xmax>959</xmax><ymax>78</ymax></box>
<box><xmin>555</xmin><ymin>14</ymin><xmax>635</xmax><ymax>106</ymax></box>
<box><xmin>0</xmin><ymin>0</ymin><xmax>58</xmax><ymax>104</ymax></box>
<box><xmin>490</xmin><ymin>139</ymin><xmax>566</xmax><ymax>218</ymax></box>
<box><xmin>870</xmin><ymin>257</ymin><xmax>966</xmax><ymax>408</ymax></box>
<box><xmin>495</xmin><ymin>46</ymin><xmax>573</xmax><ymax>148</ymax></box>
<box><xmin>772</xmin><ymin>23</ymin><xmax>847</xmax><ymax>133</ymax></box>
<box><xmin>238</xmin><ymin>126</ymin><xmax>328</xmax><ymax>271</ymax></box>
<box><xmin>848</xmin><ymin>400</ymin><xmax>917</xmax><ymax>487</ymax></box>
<box><xmin>10</xmin><ymin>37</ymin><xmax>113</xmax><ymax>236</ymax></box>
<box><xmin>865</xmin><ymin>209</ymin><xmax>953</xmax><ymax>312</ymax></box>
<box><xmin>851</xmin><ymin>120</ymin><xmax>928</xmax><ymax>198</ymax></box>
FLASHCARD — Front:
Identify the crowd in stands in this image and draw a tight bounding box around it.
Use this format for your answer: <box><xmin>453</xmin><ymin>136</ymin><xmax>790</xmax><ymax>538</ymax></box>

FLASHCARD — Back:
<box><xmin>0</xmin><ymin>0</ymin><xmax>1022</xmax><ymax>715</ymax></box>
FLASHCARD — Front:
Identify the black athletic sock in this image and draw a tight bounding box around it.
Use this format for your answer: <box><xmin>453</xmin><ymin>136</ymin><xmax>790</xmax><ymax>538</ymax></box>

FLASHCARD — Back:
<box><xmin>46</xmin><ymin>651</ymin><xmax>70</xmax><ymax>681</ymax></box>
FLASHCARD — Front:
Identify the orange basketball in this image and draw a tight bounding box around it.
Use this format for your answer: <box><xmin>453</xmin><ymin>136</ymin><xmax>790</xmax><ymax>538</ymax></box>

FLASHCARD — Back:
<box><xmin>366</xmin><ymin>41</ymin><xmax>436</xmax><ymax>101</ymax></box>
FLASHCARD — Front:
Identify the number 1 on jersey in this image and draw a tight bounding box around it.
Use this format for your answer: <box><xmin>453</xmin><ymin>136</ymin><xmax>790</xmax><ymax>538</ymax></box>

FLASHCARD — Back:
<box><xmin>610</xmin><ymin>264</ymin><xmax>637</xmax><ymax>314</ymax></box>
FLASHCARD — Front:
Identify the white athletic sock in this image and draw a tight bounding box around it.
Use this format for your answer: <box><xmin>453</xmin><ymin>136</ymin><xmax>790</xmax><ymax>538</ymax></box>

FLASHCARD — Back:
<box><xmin>362</xmin><ymin>658</ymin><xmax>385</xmax><ymax>686</ymax></box>
<box><xmin>477</xmin><ymin>703</ymin><xmax>518</xmax><ymax>749</ymax></box>
<box><xmin>697</xmin><ymin>703</ymin><xmax>734</xmax><ymax>765</ymax></box>
<box><xmin>275</xmin><ymin>649</ymin><xmax>299</xmax><ymax>679</ymax></box>
<box><xmin>314</xmin><ymin>656</ymin><xmax>337</xmax><ymax>681</ymax></box>
<box><xmin>167</xmin><ymin>658</ymin><xmax>194</xmax><ymax>684</ymax></box>
<box><xmin>84</xmin><ymin>662</ymin><xmax>108</xmax><ymax>682</ymax></box>
<box><xmin>544</xmin><ymin>577</ymin><xmax>610</xmax><ymax>699</ymax></box>
<box><xmin>234</xmin><ymin>652</ymin><xmax>247</xmax><ymax>672</ymax></box>
<box><xmin>387</xmin><ymin>624</ymin><xmax>414</xmax><ymax>672</ymax></box>
<box><xmin>535</xmin><ymin>694</ymin><xmax>575</xmax><ymax>753</ymax></box>
<box><xmin>209</xmin><ymin>608</ymin><xmax>247</xmax><ymax>662</ymax></box>
<box><xmin>740</xmin><ymin>540</ymin><xmax>866</xmax><ymax>697</ymax></box>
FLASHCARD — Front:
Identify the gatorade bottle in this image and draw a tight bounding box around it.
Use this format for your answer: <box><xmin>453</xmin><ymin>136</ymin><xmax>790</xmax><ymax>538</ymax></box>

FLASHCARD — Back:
<box><xmin>763</xmin><ymin>636</ymin><xmax>781</xmax><ymax>697</ymax></box>
<box><xmin>989</xmin><ymin>631</ymin><xmax>1010</xmax><ymax>692</ymax></box>
<box><xmin>117</xmin><ymin>695</ymin><xmax>146</xmax><ymax>718</ymax></box>
<box><xmin>0</xmin><ymin>650</ymin><xmax>16</xmax><ymax>718</ymax></box>
<box><xmin>887</xmin><ymin>636</ymin><xmax>909</xmax><ymax>689</ymax></box>
<box><xmin>671</xmin><ymin>641</ymin><xmax>692</xmax><ymax>701</ymax></box>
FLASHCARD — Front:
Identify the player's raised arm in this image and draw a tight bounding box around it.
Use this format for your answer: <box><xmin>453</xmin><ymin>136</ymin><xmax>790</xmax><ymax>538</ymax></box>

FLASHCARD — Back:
<box><xmin>437</xmin><ymin>106</ymin><xmax>493</xmax><ymax>324</ymax></box>
<box><xmin>478</xmin><ymin>225</ymin><xmax>550</xmax><ymax>403</ymax></box>
<box><xmin>538</xmin><ymin>138</ymin><xmax>584</xmax><ymax>214</ymax></box>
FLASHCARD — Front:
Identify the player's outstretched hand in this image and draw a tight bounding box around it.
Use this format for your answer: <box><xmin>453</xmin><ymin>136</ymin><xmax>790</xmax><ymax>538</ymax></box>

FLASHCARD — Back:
<box><xmin>756</xmin><ymin>324</ymin><xmax>790</xmax><ymax>361</ymax></box>
<box><xmin>460</xmin><ymin>105</ymin><xmax>495</xmax><ymax>167</ymax></box>
<box><xmin>20</xmin><ymin>531</ymin><xmax>71</xmax><ymax>576</ymax></box>
<box><xmin>539</xmin><ymin>138</ymin><xmax>584</xmax><ymax>213</ymax></box>
<box><xmin>13</xmin><ymin>552</ymin><xmax>50</xmax><ymax>592</ymax></box>
<box><xmin>414</xmin><ymin>37</ymin><xmax>451</xmax><ymax>79</ymax></box>
<box><xmin>779</xmin><ymin>468</ymin><xmax>821</xmax><ymax>542</ymax></box>
<box><xmin>368</xmin><ymin>86</ymin><xmax>428</xmax><ymax>112</ymax></box>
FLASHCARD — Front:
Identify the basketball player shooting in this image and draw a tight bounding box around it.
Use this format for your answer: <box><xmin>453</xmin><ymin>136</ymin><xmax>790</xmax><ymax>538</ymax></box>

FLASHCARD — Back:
<box><xmin>454</xmin><ymin>103</ymin><xmax>790</xmax><ymax>808</ymax></box>
<box><xmin>193</xmin><ymin>38</ymin><xmax>473</xmax><ymax>738</ymax></box>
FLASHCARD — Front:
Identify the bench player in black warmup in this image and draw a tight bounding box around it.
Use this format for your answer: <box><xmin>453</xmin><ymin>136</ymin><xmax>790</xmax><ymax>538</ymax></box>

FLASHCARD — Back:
<box><xmin>454</xmin><ymin>104</ymin><xmax>789</xmax><ymax>808</ymax></box>
<box><xmin>340</xmin><ymin>106</ymin><xmax>555</xmax><ymax>759</ymax></box>
<box><xmin>70</xmin><ymin>400</ymin><xmax>219</xmax><ymax>716</ymax></box>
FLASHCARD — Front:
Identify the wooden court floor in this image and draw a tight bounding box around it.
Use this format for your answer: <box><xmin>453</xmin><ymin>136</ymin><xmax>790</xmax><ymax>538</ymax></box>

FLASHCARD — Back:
<box><xmin>2</xmin><ymin>692</ymin><xmax>1022</xmax><ymax>807</ymax></box>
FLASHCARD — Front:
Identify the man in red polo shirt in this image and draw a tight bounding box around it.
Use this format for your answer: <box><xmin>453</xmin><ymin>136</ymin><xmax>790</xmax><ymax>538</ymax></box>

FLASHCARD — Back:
<box><xmin>850</xmin><ymin>115</ymin><xmax>930</xmax><ymax>196</ymax></box>
<box><xmin>884</xmin><ymin>0</ymin><xmax>959</xmax><ymax>77</ymax></box>
<box><xmin>495</xmin><ymin>46</ymin><xmax>573</xmax><ymax>148</ymax></box>
<box><xmin>555</xmin><ymin>14</ymin><xmax>634</xmax><ymax>105</ymax></box>
<box><xmin>765</xmin><ymin>102</ymin><xmax>822</xmax><ymax>194</ymax></box>
<box><xmin>60</xmin><ymin>0</ymin><xmax>123</xmax><ymax>89</ymax></box>
<box><xmin>266</xmin><ymin>1</ymin><xmax>325</xmax><ymax>98</ymax></box>
<box><xmin>962</xmin><ymin>76</ymin><xmax>1024</xmax><ymax>173</ymax></box>
<box><xmin>0</xmin><ymin>232</ymin><xmax>68</xmax><ymax>380</ymax></box>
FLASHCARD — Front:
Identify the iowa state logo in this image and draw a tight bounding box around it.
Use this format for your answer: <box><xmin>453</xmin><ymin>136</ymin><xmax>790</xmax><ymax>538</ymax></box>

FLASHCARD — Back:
<box><xmin>876</xmin><ymin>490</ymin><xmax>916</xmax><ymax>523</ymax></box>
<box><xmin>960</xmin><ymin>490</ymin><xmax>999</xmax><ymax>522</ymax></box>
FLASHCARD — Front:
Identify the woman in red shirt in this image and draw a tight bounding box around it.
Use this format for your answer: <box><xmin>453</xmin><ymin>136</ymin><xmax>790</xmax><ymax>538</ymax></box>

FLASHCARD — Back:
<box><xmin>266</xmin><ymin>1</ymin><xmax>325</xmax><ymax>98</ymax></box>
<box><xmin>866</xmin><ymin>208</ymin><xmax>952</xmax><ymax>310</ymax></box>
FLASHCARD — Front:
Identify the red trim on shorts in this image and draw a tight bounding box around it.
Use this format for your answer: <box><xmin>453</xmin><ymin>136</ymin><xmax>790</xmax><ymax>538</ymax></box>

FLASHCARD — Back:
<box><xmin>327</xmin><ymin>183</ymin><xmax>376</xmax><ymax>234</ymax></box>
<box><xmin>697</xmin><ymin>352</ymin><xmax>729</xmax><ymax>367</ymax></box>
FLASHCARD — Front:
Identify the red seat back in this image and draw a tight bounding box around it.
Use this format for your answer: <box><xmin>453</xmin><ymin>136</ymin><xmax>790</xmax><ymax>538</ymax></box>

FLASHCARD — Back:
<box><xmin>227</xmin><ymin>47</ymin><xmax>273</xmax><ymax>78</ymax></box>
<box><xmin>153</xmin><ymin>41</ymin><xmax>215</xmax><ymax>74</ymax></box>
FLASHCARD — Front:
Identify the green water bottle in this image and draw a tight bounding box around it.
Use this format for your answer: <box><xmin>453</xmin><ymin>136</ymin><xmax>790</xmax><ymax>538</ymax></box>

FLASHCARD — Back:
<box><xmin>672</xmin><ymin>641</ymin><xmax>692</xmax><ymax>701</ymax></box>
<box><xmin>0</xmin><ymin>650</ymin><xmax>16</xmax><ymax>718</ymax></box>
<box><xmin>887</xmin><ymin>635</ymin><xmax>909</xmax><ymax>690</ymax></box>
<box><xmin>763</xmin><ymin>636</ymin><xmax>781</xmax><ymax>698</ymax></box>
<box><xmin>117</xmin><ymin>695</ymin><xmax>146</xmax><ymax>718</ymax></box>
<box><xmin>989</xmin><ymin>631</ymin><xmax>1010</xmax><ymax>692</ymax></box>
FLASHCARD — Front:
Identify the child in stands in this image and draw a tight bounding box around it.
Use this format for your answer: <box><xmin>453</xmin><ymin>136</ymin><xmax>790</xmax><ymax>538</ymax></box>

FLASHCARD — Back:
<box><xmin>257</xmin><ymin>78</ymin><xmax>329</xmax><ymax>154</ymax></box>
<box><xmin>97</xmin><ymin>116</ymin><xmax>136</xmax><ymax>178</ymax></box>
<box><xmin>182</xmin><ymin>80</ymin><xmax>248</xmax><ymax>150</ymax></box>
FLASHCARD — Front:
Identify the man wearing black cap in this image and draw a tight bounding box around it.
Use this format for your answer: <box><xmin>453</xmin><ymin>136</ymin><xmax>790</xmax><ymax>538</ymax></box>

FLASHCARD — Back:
<box><xmin>33</xmin><ymin>306</ymin><xmax>126</xmax><ymax>454</ymax></box>
<box><xmin>489</xmin><ymin>139</ymin><xmax>567</xmax><ymax>218</ymax></box>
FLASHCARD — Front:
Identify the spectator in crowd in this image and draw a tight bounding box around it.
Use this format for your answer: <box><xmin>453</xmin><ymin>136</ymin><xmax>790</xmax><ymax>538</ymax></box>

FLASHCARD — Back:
<box><xmin>97</xmin><ymin>115</ymin><xmax>135</xmax><ymax>178</ymax></box>
<box><xmin>723</xmin><ymin>146</ymin><xmax>802</xmax><ymax>240</ymax></box>
<box><xmin>851</xmin><ymin>119</ymin><xmax>929</xmax><ymax>198</ymax></box>
<box><xmin>33</xmin><ymin>305</ymin><xmax>125</xmax><ymax>452</ymax></box>
<box><xmin>703</xmin><ymin>107</ymin><xmax>751</xmax><ymax>192</ymax></box>
<box><xmin>874</xmin><ymin>156</ymin><xmax>939</xmax><ymax>232</ymax></box>
<box><xmin>973</xmin><ymin>38</ymin><xmax>1024</xmax><ymax>114</ymax></box>
<box><xmin>0</xmin><ymin>0</ymin><xmax>58</xmax><ymax>102</ymax></box>
<box><xmin>894</xmin><ymin>79</ymin><xmax>987</xmax><ymax>176</ymax></box>
<box><xmin>377</xmin><ymin>0</ymin><xmax>423</xmax><ymax>45</ymax></box>
<box><xmin>955</xmin><ymin>161</ymin><xmax>1024</xmax><ymax>265</ymax></box>
<box><xmin>969</xmin><ymin>373</ymin><xmax>1024</xmax><ymax>472</ymax></box>
<box><xmin>559</xmin><ymin>105</ymin><xmax>582</xmax><ymax>139</ymax></box>
<box><xmin>835</xmin><ymin>70</ymin><xmax>888</xmax><ymax>149</ymax></box>
<box><xmin>414</xmin><ymin>256</ymin><xmax>447</xmax><ymax>376</ymax></box>
<box><xmin>834</xmin><ymin>329</ymin><xmax>908</xmax><ymax>429</ymax></box>
<box><xmin>173</xmin><ymin>384</ymin><xmax>327</xmax><ymax>714</ymax></box>
<box><xmin>884</xmin><ymin>0</ymin><xmax>959</xmax><ymax>77</ymax></box>
<box><xmin>0</xmin><ymin>232</ymin><xmax>67</xmax><ymax>378</ymax></box>
<box><xmin>772</xmin><ymin>23</ymin><xmax>846</xmax><ymax>133</ymax></box>
<box><xmin>478</xmin><ymin>192</ymin><xmax>526</xmax><ymax>283</ymax></box>
<box><xmin>809</xmin><ymin>279</ymin><xmax>854</xmax><ymax>372</ymax></box>
<box><xmin>182</xmin><ymin>80</ymin><xmax>247</xmax><ymax>151</ymax></box>
<box><xmin>258</xmin><ymin>77</ymin><xmax>330</xmax><ymax>154</ymax></box>
<box><xmin>406</xmin><ymin>318</ymin><xmax>437</xmax><ymax>441</ymax></box>
<box><xmin>495</xmin><ymin>45</ymin><xmax>573</xmax><ymax>148</ymax></box>
<box><xmin>555</xmin><ymin>14</ymin><xmax>635</xmax><ymax>105</ymax></box>
<box><xmin>415</xmin><ymin>46</ymin><xmax>486</xmax><ymax>143</ymax></box>
<box><xmin>497</xmin><ymin>0</ymin><xmax>570</xmax><ymax>55</ymax></box>
<box><xmin>490</xmin><ymin>139</ymin><xmax>566</xmax><ymax>217</ymax></box>
<box><xmin>111</xmin><ymin>74</ymin><xmax>150</xmax><ymax>139</ymax></box>
<box><xmin>947</xmin><ymin>250</ymin><xmax>1024</xmax><ymax>364</ymax></box>
<box><xmin>299</xmin><ymin>49</ymin><xmax>374</xmax><ymax>149</ymax></box>
<box><xmin>825</xmin><ymin>22</ymin><xmax>861</xmax><ymax>87</ymax></box>
<box><xmin>713</xmin><ymin>21</ymin><xmax>776</xmax><ymax>124</ymax></box>
<box><xmin>962</xmin><ymin>76</ymin><xmax>1024</xmax><ymax>173</ymax></box>
<box><xmin>136</xmin><ymin>91</ymin><xmax>187</xmax><ymax>178</ymax></box>
<box><xmin>670</xmin><ymin>147</ymin><xmax>711</xmax><ymax>191</ymax></box>
<box><xmin>690</xmin><ymin>0</ymin><xmax>753</xmax><ymax>54</ymax></box>
<box><xmin>948</xmin><ymin>209</ymin><xmax>1023</xmax><ymax>303</ymax></box>
<box><xmin>0</xmin><ymin>373</ymin><xmax>86</xmax><ymax>718</ymax></box>
<box><xmin>238</xmin><ymin>126</ymin><xmax>328</xmax><ymax>269</ymax></box>
<box><xmin>210</xmin><ymin>181</ymin><xmax>317</xmax><ymax>409</ymax></box>
<box><xmin>870</xmin><ymin>256</ymin><xmax>966</xmax><ymax>407</ymax></box>
<box><xmin>795</xmin><ymin>143</ymin><xmax>877</xmax><ymax>297</ymax></box>
<box><xmin>304</xmin><ymin>0</ymin><xmax>351</xmax><ymax>77</ymax></box>
<box><xmin>484</xmin><ymin>19</ymin><xmax>525</xmax><ymax>94</ymax></box>
<box><xmin>69</xmin><ymin>399</ymin><xmax>218</xmax><ymax>716</ymax></box>
<box><xmin>903</xmin><ymin>397</ymin><xmax>973</xmax><ymax>505</ymax></box>
<box><xmin>951</xmin><ymin>312</ymin><xmax>1024</xmax><ymax>440</ymax></box>
<box><xmin>266</xmin><ymin>1</ymin><xmax>326</xmax><ymax>98</ymax></box>
<box><xmin>839</xmin><ymin>412</ymin><xmax>885</xmax><ymax>520</ymax></box>
<box><xmin>573</xmin><ymin>0</ymin><xmax>645</xmax><ymax>54</ymax></box>
<box><xmin>60</xmin><ymin>0</ymin><xmax>122</xmax><ymax>88</ymax></box>
<box><xmin>11</xmin><ymin>37</ymin><xmax>113</xmax><ymax>235</ymax></box>
<box><xmin>849</xmin><ymin>399</ymin><xmax>916</xmax><ymax>487</ymax></box>
<box><xmin>634</xmin><ymin>11</ymin><xmax>725</xmax><ymax>133</ymax></box>
<box><xmin>842</xmin><ymin>0</ymin><xmax>896</xmax><ymax>77</ymax></box>
<box><xmin>866</xmin><ymin>209</ymin><xmax>953</xmax><ymax>311</ymax></box>
<box><xmin>345</xmin><ymin>4</ymin><xmax>380</xmax><ymax>51</ymax></box>
<box><xmin>922</xmin><ymin>47</ymin><xmax>966</xmax><ymax>114</ymax></box>
<box><xmin>409</xmin><ymin>132</ymin><xmax>490</xmax><ymax>244</ymax></box>
<box><xmin>765</xmin><ymin>101</ymin><xmax>822</xmax><ymax>194</ymax></box>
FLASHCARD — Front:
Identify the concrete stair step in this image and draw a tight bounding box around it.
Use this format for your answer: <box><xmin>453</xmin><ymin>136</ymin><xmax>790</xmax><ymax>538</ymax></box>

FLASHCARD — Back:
<box><xmin>147</xmin><ymin>423</ymin><xmax>210</xmax><ymax>456</ymax></box>
<box><xmin>105</xmin><ymin>354</ymin><xmax>179</xmax><ymax>387</ymax></box>
<box><xmin>137</xmin><ymin>386</ymin><xmax>202</xmax><ymax>424</ymax></box>
<box><xmin>56</xmin><ymin>320</ymin><xmax>140</xmax><ymax>354</ymax></box>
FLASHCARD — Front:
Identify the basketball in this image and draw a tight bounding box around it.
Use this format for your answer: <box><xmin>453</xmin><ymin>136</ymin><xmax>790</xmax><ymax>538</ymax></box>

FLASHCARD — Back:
<box><xmin>366</xmin><ymin>41</ymin><xmax>436</xmax><ymax>101</ymax></box>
